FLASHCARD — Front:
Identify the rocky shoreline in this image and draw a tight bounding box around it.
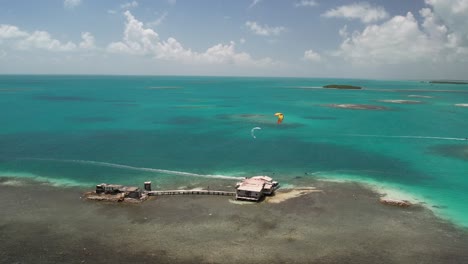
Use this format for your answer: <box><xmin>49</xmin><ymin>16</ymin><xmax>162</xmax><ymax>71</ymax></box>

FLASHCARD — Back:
<box><xmin>1</xmin><ymin>176</ymin><xmax>468</xmax><ymax>263</ymax></box>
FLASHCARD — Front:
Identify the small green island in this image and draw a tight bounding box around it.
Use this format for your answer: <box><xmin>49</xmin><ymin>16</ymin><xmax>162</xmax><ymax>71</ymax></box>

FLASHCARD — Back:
<box><xmin>323</xmin><ymin>84</ymin><xmax>362</xmax><ymax>89</ymax></box>
<box><xmin>429</xmin><ymin>80</ymin><xmax>468</xmax><ymax>85</ymax></box>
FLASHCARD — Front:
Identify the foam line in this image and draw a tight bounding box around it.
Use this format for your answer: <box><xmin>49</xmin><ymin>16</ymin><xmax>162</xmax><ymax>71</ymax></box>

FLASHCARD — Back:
<box><xmin>25</xmin><ymin>158</ymin><xmax>245</xmax><ymax>180</ymax></box>
<box><xmin>343</xmin><ymin>134</ymin><xmax>467</xmax><ymax>141</ymax></box>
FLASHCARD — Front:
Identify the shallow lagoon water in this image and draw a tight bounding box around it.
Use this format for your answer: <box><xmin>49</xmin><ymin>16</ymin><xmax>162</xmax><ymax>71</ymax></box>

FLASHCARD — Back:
<box><xmin>0</xmin><ymin>75</ymin><xmax>467</xmax><ymax>227</ymax></box>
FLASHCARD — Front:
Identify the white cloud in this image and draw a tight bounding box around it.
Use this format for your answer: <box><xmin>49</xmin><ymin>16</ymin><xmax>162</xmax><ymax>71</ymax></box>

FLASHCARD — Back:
<box><xmin>107</xmin><ymin>10</ymin><xmax>117</xmax><ymax>14</ymax></box>
<box><xmin>419</xmin><ymin>8</ymin><xmax>448</xmax><ymax>40</ymax></box>
<box><xmin>323</xmin><ymin>2</ymin><xmax>468</xmax><ymax>79</ymax></box>
<box><xmin>64</xmin><ymin>0</ymin><xmax>82</xmax><ymax>9</ymax></box>
<box><xmin>147</xmin><ymin>11</ymin><xmax>168</xmax><ymax>28</ymax></box>
<box><xmin>79</xmin><ymin>32</ymin><xmax>95</xmax><ymax>49</ymax></box>
<box><xmin>121</xmin><ymin>1</ymin><xmax>138</xmax><ymax>9</ymax></box>
<box><xmin>294</xmin><ymin>0</ymin><xmax>317</xmax><ymax>7</ymax></box>
<box><xmin>249</xmin><ymin>0</ymin><xmax>262</xmax><ymax>9</ymax></box>
<box><xmin>423</xmin><ymin>1</ymin><xmax>468</xmax><ymax>58</ymax></box>
<box><xmin>240</xmin><ymin>38</ymin><xmax>246</xmax><ymax>44</ymax></box>
<box><xmin>107</xmin><ymin>11</ymin><xmax>159</xmax><ymax>55</ymax></box>
<box><xmin>18</xmin><ymin>31</ymin><xmax>77</xmax><ymax>51</ymax></box>
<box><xmin>338</xmin><ymin>25</ymin><xmax>348</xmax><ymax>38</ymax></box>
<box><xmin>0</xmin><ymin>25</ymin><xmax>28</xmax><ymax>39</ymax></box>
<box><xmin>333</xmin><ymin>5</ymin><xmax>468</xmax><ymax>66</ymax></box>
<box><xmin>322</xmin><ymin>2</ymin><xmax>389</xmax><ymax>23</ymax></box>
<box><xmin>0</xmin><ymin>24</ymin><xmax>98</xmax><ymax>53</ymax></box>
<box><xmin>168</xmin><ymin>0</ymin><xmax>176</xmax><ymax>5</ymax></box>
<box><xmin>335</xmin><ymin>12</ymin><xmax>436</xmax><ymax>64</ymax></box>
<box><xmin>15</xmin><ymin>31</ymin><xmax>76</xmax><ymax>51</ymax></box>
<box><xmin>245</xmin><ymin>21</ymin><xmax>286</xmax><ymax>36</ymax></box>
<box><xmin>107</xmin><ymin>11</ymin><xmax>275</xmax><ymax>67</ymax></box>
<box><xmin>425</xmin><ymin>0</ymin><xmax>468</xmax><ymax>45</ymax></box>
<box><xmin>303</xmin><ymin>49</ymin><xmax>321</xmax><ymax>62</ymax></box>
<box><xmin>426</xmin><ymin>0</ymin><xmax>468</xmax><ymax>14</ymax></box>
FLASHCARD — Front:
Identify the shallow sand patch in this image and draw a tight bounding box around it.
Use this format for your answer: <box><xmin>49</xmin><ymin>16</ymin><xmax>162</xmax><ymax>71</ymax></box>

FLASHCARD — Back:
<box><xmin>378</xmin><ymin>100</ymin><xmax>423</xmax><ymax>104</ymax></box>
<box><xmin>216</xmin><ymin>113</ymin><xmax>304</xmax><ymax>128</ymax></box>
<box><xmin>266</xmin><ymin>187</ymin><xmax>323</xmax><ymax>204</ymax></box>
<box><xmin>326</xmin><ymin>104</ymin><xmax>388</xmax><ymax>110</ymax></box>
<box><xmin>408</xmin><ymin>95</ymin><xmax>433</xmax><ymax>98</ymax></box>
<box><xmin>0</xmin><ymin>180</ymin><xmax>26</xmax><ymax>187</ymax></box>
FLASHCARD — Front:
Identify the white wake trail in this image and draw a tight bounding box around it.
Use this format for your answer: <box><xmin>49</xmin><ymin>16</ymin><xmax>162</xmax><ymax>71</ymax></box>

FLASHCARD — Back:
<box><xmin>343</xmin><ymin>134</ymin><xmax>467</xmax><ymax>141</ymax></box>
<box><xmin>26</xmin><ymin>158</ymin><xmax>245</xmax><ymax>180</ymax></box>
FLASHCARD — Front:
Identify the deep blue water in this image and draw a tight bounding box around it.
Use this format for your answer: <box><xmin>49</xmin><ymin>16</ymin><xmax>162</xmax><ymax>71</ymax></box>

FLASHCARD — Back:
<box><xmin>1</xmin><ymin>75</ymin><xmax>467</xmax><ymax>226</ymax></box>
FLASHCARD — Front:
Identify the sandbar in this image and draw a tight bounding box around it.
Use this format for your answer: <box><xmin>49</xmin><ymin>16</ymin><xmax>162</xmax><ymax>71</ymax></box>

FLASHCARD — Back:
<box><xmin>265</xmin><ymin>187</ymin><xmax>322</xmax><ymax>204</ymax></box>
<box><xmin>377</xmin><ymin>100</ymin><xmax>423</xmax><ymax>104</ymax></box>
<box><xmin>326</xmin><ymin>104</ymin><xmax>388</xmax><ymax>110</ymax></box>
<box><xmin>408</xmin><ymin>95</ymin><xmax>433</xmax><ymax>98</ymax></box>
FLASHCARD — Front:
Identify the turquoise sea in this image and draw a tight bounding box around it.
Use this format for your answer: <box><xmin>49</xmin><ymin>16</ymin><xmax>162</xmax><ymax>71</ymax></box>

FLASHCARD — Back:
<box><xmin>1</xmin><ymin>75</ymin><xmax>467</xmax><ymax>227</ymax></box>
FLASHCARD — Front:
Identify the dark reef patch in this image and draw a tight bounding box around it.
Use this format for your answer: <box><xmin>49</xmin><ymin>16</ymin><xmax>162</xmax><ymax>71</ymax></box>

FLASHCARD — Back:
<box><xmin>33</xmin><ymin>95</ymin><xmax>96</xmax><ymax>102</ymax></box>
<box><xmin>172</xmin><ymin>105</ymin><xmax>214</xmax><ymax>109</ymax></box>
<box><xmin>163</xmin><ymin>116</ymin><xmax>205</xmax><ymax>125</ymax></box>
<box><xmin>112</xmin><ymin>103</ymin><xmax>139</xmax><ymax>107</ymax></box>
<box><xmin>0</xmin><ymin>88</ymin><xmax>38</xmax><ymax>92</ymax></box>
<box><xmin>303</xmin><ymin>115</ymin><xmax>338</xmax><ymax>120</ymax></box>
<box><xmin>68</xmin><ymin>117</ymin><xmax>115</xmax><ymax>123</ymax></box>
<box><xmin>104</xmin><ymin>99</ymin><xmax>137</xmax><ymax>103</ymax></box>
<box><xmin>430</xmin><ymin>144</ymin><xmax>468</xmax><ymax>161</ymax></box>
<box><xmin>146</xmin><ymin>86</ymin><xmax>182</xmax><ymax>89</ymax></box>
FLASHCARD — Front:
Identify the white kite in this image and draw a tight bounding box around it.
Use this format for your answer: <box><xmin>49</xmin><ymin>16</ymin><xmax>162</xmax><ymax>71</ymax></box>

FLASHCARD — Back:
<box><xmin>251</xmin><ymin>127</ymin><xmax>262</xmax><ymax>139</ymax></box>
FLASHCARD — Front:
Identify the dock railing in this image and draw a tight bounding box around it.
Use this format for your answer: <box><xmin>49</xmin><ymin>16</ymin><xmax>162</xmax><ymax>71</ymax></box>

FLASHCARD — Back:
<box><xmin>147</xmin><ymin>190</ymin><xmax>235</xmax><ymax>196</ymax></box>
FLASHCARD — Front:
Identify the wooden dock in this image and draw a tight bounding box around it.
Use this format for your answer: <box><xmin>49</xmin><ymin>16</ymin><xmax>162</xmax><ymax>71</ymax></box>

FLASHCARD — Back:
<box><xmin>147</xmin><ymin>190</ymin><xmax>235</xmax><ymax>196</ymax></box>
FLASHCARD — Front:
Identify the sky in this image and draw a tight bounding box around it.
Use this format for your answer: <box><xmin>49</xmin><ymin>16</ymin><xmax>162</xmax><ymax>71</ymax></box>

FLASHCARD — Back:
<box><xmin>0</xmin><ymin>0</ymin><xmax>468</xmax><ymax>79</ymax></box>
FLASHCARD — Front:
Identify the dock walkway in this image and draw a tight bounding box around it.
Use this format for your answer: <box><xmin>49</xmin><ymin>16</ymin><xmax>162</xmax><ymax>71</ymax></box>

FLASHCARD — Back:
<box><xmin>147</xmin><ymin>190</ymin><xmax>235</xmax><ymax>196</ymax></box>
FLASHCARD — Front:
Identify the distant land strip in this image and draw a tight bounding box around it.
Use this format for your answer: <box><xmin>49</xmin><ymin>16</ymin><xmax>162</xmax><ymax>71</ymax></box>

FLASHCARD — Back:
<box><xmin>429</xmin><ymin>80</ymin><xmax>468</xmax><ymax>85</ymax></box>
<box><xmin>323</xmin><ymin>84</ymin><xmax>362</xmax><ymax>90</ymax></box>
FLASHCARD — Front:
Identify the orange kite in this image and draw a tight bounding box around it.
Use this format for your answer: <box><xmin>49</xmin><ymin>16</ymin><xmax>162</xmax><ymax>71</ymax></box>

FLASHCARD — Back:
<box><xmin>274</xmin><ymin>113</ymin><xmax>284</xmax><ymax>124</ymax></box>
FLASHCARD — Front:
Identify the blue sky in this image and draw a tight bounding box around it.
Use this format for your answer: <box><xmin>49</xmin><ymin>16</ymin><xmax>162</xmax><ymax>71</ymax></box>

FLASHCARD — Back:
<box><xmin>1</xmin><ymin>0</ymin><xmax>467</xmax><ymax>79</ymax></box>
